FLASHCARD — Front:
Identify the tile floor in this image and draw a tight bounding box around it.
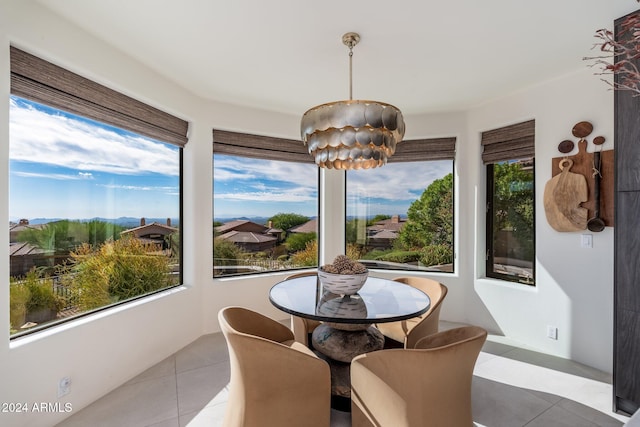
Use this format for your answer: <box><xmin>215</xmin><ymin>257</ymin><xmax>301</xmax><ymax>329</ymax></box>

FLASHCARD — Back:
<box><xmin>56</xmin><ymin>321</ymin><xmax>631</xmax><ymax>427</ymax></box>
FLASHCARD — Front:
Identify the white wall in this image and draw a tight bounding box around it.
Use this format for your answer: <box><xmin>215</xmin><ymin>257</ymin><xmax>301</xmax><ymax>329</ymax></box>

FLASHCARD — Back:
<box><xmin>0</xmin><ymin>2</ymin><xmax>294</xmax><ymax>426</ymax></box>
<box><xmin>464</xmin><ymin>69</ymin><xmax>615</xmax><ymax>372</ymax></box>
<box><xmin>0</xmin><ymin>1</ymin><xmax>619</xmax><ymax>426</ymax></box>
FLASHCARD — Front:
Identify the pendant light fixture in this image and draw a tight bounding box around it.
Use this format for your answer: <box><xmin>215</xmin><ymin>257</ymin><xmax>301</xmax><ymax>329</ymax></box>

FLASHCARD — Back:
<box><xmin>300</xmin><ymin>32</ymin><xmax>405</xmax><ymax>170</ymax></box>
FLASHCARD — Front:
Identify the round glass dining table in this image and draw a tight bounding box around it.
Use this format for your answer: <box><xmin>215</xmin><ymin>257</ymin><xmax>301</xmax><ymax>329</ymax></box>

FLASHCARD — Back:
<box><xmin>269</xmin><ymin>275</ymin><xmax>431</xmax><ymax>325</ymax></box>
<box><xmin>269</xmin><ymin>274</ymin><xmax>431</xmax><ymax>407</ymax></box>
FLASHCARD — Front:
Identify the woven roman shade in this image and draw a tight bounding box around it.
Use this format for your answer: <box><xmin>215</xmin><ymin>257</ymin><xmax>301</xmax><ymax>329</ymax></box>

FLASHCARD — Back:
<box><xmin>388</xmin><ymin>137</ymin><xmax>456</xmax><ymax>163</ymax></box>
<box><xmin>213</xmin><ymin>130</ymin><xmax>456</xmax><ymax>164</ymax></box>
<box><xmin>213</xmin><ymin>129</ymin><xmax>314</xmax><ymax>163</ymax></box>
<box><xmin>481</xmin><ymin>119</ymin><xmax>535</xmax><ymax>164</ymax></box>
<box><xmin>10</xmin><ymin>46</ymin><xmax>189</xmax><ymax>147</ymax></box>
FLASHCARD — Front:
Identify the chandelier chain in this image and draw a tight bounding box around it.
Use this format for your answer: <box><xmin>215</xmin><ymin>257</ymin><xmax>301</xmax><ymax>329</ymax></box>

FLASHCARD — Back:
<box><xmin>348</xmin><ymin>47</ymin><xmax>353</xmax><ymax>101</ymax></box>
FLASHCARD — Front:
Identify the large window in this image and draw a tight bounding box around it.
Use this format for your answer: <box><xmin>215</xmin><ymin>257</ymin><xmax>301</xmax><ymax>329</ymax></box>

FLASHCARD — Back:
<box><xmin>346</xmin><ymin>138</ymin><xmax>456</xmax><ymax>273</ymax></box>
<box><xmin>483</xmin><ymin>120</ymin><xmax>535</xmax><ymax>285</ymax></box>
<box><xmin>213</xmin><ymin>131</ymin><xmax>318</xmax><ymax>277</ymax></box>
<box><xmin>9</xmin><ymin>48</ymin><xmax>186</xmax><ymax>337</ymax></box>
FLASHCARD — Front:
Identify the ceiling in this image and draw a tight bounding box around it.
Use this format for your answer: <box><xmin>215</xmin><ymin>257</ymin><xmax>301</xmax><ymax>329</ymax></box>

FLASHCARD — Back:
<box><xmin>36</xmin><ymin>0</ymin><xmax>639</xmax><ymax>116</ymax></box>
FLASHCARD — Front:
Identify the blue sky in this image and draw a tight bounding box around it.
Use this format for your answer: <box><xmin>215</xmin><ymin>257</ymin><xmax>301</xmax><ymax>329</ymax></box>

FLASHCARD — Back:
<box><xmin>213</xmin><ymin>154</ymin><xmax>452</xmax><ymax>219</ymax></box>
<box><xmin>213</xmin><ymin>154</ymin><xmax>318</xmax><ymax>218</ymax></box>
<box><xmin>11</xmin><ymin>96</ymin><xmax>452</xmax><ymax>223</ymax></box>
<box><xmin>9</xmin><ymin>97</ymin><xmax>180</xmax><ymax>221</ymax></box>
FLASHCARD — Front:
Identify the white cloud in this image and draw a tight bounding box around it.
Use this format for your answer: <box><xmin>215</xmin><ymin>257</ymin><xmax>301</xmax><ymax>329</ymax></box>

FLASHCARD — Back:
<box><xmin>13</xmin><ymin>171</ymin><xmax>93</xmax><ymax>181</ymax></box>
<box><xmin>97</xmin><ymin>184</ymin><xmax>177</xmax><ymax>192</ymax></box>
<box><xmin>10</xmin><ymin>100</ymin><xmax>179</xmax><ymax>176</ymax></box>
<box><xmin>213</xmin><ymin>155</ymin><xmax>317</xmax><ymax>191</ymax></box>
<box><xmin>347</xmin><ymin>161</ymin><xmax>452</xmax><ymax>201</ymax></box>
<box><xmin>215</xmin><ymin>190</ymin><xmax>316</xmax><ymax>203</ymax></box>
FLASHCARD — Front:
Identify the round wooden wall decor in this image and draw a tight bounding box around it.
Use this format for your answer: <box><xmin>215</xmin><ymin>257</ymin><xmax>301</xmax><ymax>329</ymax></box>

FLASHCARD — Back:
<box><xmin>558</xmin><ymin>139</ymin><xmax>575</xmax><ymax>153</ymax></box>
<box><xmin>572</xmin><ymin>121</ymin><xmax>593</xmax><ymax>138</ymax></box>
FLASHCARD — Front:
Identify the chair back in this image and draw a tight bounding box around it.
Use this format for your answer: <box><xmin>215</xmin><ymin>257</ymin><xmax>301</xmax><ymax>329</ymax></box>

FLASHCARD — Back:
<box><xmin>351</xmin><ymin>325</ymin><xmax>487</xmax><ymax>427</ymax></box>
<box><xmin>284</xmin><ymin>271</ymin><xmax>321</xmax><ymax>345</ymax></box>
<box><xmin>285</xmin><ymin>270</ymin><xmax>317</xmax><ymax>280</ymax></box>
<box><xmin>218</xmin><ymin>307</ymin><xmax>331</xmax><ymax>427</ymax></box>
<box><xmin>379</xmin><ymin>277</ymin><xmax>448</xmax><ymax>348</ymax></box>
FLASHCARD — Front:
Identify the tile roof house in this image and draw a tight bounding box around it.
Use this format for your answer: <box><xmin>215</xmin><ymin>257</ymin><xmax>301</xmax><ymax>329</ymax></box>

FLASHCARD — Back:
<box><xmin>366</xmin><ymin>215</ymin><xmax>406</xmax><ymax>249</ymax></box>
<box><xmin>288</xmin><ymin>218</ymin><xmax>317</xmax><ymax>234</ymax></box>
<box><xmin>120</xmin><ymin>218</ymin><xmax>178</xmax><ymax>252</ymax></box>
<box><xmin>215</xmin><ymin>220</ymin><xmax>280</xmax><ymax>252</ymax></box>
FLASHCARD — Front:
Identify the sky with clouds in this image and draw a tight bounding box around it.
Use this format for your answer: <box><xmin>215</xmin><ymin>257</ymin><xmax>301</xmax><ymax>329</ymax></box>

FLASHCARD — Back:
<box><xmin>9</xmin><ymin>97</ymin><xmax>180</xmax><ymax>221</ymax></box>
<box><xmin>10</xmin><ymin>96</ymin><xmax>452</xmax><ymax>223</ymax></box>
<box><xmin>213</xmin><ymin>154</ymin><xmax>452</xmax><ymax>220</ymax></box>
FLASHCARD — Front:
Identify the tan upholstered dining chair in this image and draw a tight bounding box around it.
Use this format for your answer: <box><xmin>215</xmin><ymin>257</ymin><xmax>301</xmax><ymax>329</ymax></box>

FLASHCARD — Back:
<box><xmin>375</xmin><ymin>276</ymin><xmax>448</xmax><ymax>348</ymax></box>
<box><xmin>218</xmin><ymin>306</ymin><xmax>331</xmax><ymax>427</ymax></box>
<box><xmin>285</xmin><ymin>271</ymin><xmax>322</xmax><ymax>346</ymax></box>
<box><xmin>350</xmin><ymin>325</ymin><xmax>487</xmax><ymax>427</ymax></box>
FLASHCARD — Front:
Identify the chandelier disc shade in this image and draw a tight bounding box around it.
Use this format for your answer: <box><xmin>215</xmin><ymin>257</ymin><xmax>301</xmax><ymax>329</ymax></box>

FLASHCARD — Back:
<box><xmin>300</xmin><ymin>33</ymin><xmax>405</xmax><ymax>170</ymax></box>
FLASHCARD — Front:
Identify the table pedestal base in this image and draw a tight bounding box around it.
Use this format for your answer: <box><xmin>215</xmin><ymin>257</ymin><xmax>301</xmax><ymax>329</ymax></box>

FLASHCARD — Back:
<box><xmin>312</xmin><ymin>323</ymin><xmax>384</xmax><ymax>363</ymax></box>
<box><xmin>312</xmin><ymin>323</ymin><xmax>385</xmax><ymax>411</ymax></box>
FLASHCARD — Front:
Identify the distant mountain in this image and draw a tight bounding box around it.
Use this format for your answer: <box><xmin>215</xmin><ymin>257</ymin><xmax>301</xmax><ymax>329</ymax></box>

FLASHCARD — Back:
<box><xmin>13</xmin><ymin>217</ymin><xmax>180</xmax><ymax>229</ymax></box>
<box><xmin>214</xmin><ymin>216</ymin><xmax>319</xmax><ymax>226</ymax></box>
<box><xmin>214</xmin><ymin>216</ymin><xmax>271</xmax><ymax>225</ymax></box>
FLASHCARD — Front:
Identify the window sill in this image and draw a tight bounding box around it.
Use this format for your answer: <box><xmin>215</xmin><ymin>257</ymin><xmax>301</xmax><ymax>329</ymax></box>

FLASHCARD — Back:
<box><xmin>10</xmin><ymin>285</ymin><xmax>189</xmax><ymax>349</ymax></box>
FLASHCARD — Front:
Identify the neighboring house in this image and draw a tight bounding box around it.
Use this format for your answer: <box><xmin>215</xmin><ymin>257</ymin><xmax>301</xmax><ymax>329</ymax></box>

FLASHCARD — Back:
<box><xmin>366</xmin><ymin>215</ymin><xmax>406</xmax><ymax>250</ymax></box>
<box><xmin>288</xmin><ymin>218</ymin><xmax>317</xmax><ymax>234</ymax></box>
<box><xmin>9</xmin><ymin>241</ymin><xmax>48</xmax><ymax>277</ymax></box>
<box><xmin>215</xmin><ymin>219</ymin><xmax>268</xmax><ymax>234</ymax></box>
<box><xmin>120</xmin><ymin>218</ymin><xmax>178</xmax><ymax>252</ymax></box>
<box><xmin>9</xmin><ymin>218</ymin><xmax>44</xmax><ymax>243</ymax></box>
<box><xmin>218</xmin><ymin>230</ymin><xmax>277</xmax><ymax>253</ymax></box>
<box><xmin>215</xmin><ymin>220</ymin><xmax>280</xmax><ymax>253</ymax></box>
<box><xmin>264</xmin><ymin>221</ymin><xmax>284</xmax><ymax>243</ymax></box>
<box><xmin>9</xmin><ymin>219</ymin><xmax>49</xmax><ymax>276</ymax></box>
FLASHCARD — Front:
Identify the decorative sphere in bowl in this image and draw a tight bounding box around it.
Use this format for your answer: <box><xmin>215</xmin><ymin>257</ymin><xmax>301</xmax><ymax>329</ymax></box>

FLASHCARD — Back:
<box><xmin>317</xmin><ymin>268</ymin><xmax>368</xmax><ymax>295</ymax></box>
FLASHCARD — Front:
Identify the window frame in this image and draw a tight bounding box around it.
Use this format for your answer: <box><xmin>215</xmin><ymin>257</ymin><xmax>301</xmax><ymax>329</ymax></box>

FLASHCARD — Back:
<box><xmin>344</xmin><ymin>138</ymin><xmax>457</xmax><ymax>274</ymax></box>
<box><xmin>9</xmin><ymin>47</ymin><xmax>187</xmax><ymax>338</ymax></box>
<box><xmin>212</xmin><ymin>130</ymin><xmax>321</xmax><ymax>277</ymax></box>
<box><xmin>485</xmin><ymin>159</ymin><xmax>536</xmax><ymax>285</ymax></box>
<box><xmin>481</xmin><ymin>120</ymin><xmax>536</xmax><ymax>286</ymax></box>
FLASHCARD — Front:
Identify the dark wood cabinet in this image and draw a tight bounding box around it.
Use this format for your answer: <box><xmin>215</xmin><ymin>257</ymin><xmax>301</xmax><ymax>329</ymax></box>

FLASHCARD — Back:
<box><xmin>614</xmin><ymin>9</ymin><xmax>640</xmax><ymax>416</ymax></box>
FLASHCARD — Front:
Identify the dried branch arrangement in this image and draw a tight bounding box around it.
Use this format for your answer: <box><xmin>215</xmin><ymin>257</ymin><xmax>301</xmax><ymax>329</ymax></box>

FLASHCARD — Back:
<box><xmin>585</xmin><ymin>1</ymin><xmax>640</xmax><ymax>95</ymax></box>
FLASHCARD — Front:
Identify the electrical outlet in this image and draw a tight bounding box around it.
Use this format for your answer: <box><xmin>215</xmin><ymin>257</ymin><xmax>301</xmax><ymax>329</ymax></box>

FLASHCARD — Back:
<box><xmin>546</xmin><ymin>325</ymin><xmax>558</xmax><ymax>340</ymax></box>
<box><xmin>58</xmin><ymin>376</ymin><xmax>71</xmax><ymax>398</ymax></box>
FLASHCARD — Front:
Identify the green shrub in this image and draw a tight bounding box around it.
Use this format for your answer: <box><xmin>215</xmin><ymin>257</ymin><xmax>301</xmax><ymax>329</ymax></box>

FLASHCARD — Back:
<box><xmin>63</xmin><ymin>238</ymin><xmax>173</xmax><ymax>310</ymax></box>
<box><xmin>23</xmin><ymin>268</ymin><xmax>62</xmax><ymax>312</ymax></box>
<box><xmin>9</xmin><ymin>279</ymin><xmax>30</xmax><ymax>331</ymax></box>
<box><xmin>285</xmin><ymin>232</ymin><xmax>316</xmax><ymax>252</ymax></box>
<box><xmin>213</xmin><ymin>238</ymin><xmax>245</xmax><ymax>266</ymax></box>
<box><xmin>290</xmin><ymin>240</ymin><xmax>318</xmax><ymax>267</ymax></box>
<box><xmin>374</xmin><ymin>251</ymin><xmax>421</xmax><ymax>264</ymax></box>
<box><xmin>420</xmin><ymin>244</ymin><xmax>453</xmax><ymax>267</ymax></box>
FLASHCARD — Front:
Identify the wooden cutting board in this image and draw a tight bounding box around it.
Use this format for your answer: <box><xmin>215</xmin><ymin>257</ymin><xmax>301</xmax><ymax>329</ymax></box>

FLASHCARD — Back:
<box><xmin>544</xmin><ymin>158</ymin><xmax>588</xmax><ymax>231</ymax></box>
<box><xmin>550</xmin><ymin>139</ymin><xmax>614</xmax><ymax>227</ymax></box>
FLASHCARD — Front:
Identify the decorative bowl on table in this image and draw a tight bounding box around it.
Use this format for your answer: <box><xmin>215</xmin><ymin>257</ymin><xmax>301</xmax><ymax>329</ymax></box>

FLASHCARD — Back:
<box><xmin>318</xmin><ymin>269</ymin><xmax>368</xmax><ymax>295</ymax></box>
<box><xmin>318</xmin><ymin>255</ymin><xmax>369</xmax><ymax>296</ymax></box>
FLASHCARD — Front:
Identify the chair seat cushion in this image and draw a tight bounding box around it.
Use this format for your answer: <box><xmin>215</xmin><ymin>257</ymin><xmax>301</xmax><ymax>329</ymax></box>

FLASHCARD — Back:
<box><xmin>282</xmin><ymin>339</ymin><xmax>318</xmax><ymax>358</ymax></box>
<box><xmin>376</xmin><ymin>318</ymin><xmax>420</xmax><ymax>343</ymax></box>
